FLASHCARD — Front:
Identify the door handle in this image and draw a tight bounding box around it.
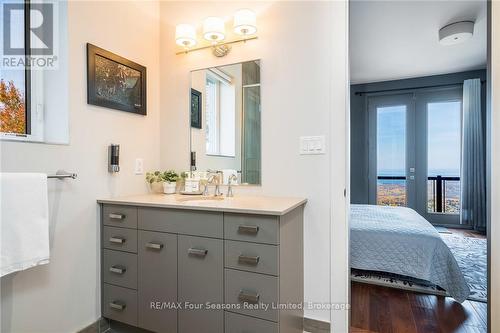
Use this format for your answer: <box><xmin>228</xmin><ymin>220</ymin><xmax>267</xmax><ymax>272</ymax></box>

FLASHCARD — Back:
<box><xmin>238</xmin><ymin>254</ymin><xmax>260</xmax><ymax>266</ymax></box>
<box><xmin>188</xmin><ymin>248</ymin><xmax>208</xmax><ymax>257</ymax></box>
<box><xmin>109</xmin><ymin>213</ymin><xmax>126</xmax><ymax>220</ymax></box>
<box><xmin>237</xmin><ymin>225</ymin><xmax>259</xmax><ymax>235</ymax></box>
<box><xmin>146</xmin><ymin>242</ymin><xmax>164</xmax><ymax>250</ymax></box>
<box><xmin>109</xmin><ymin>265</ymin><xmax>126</xmax><ymax>274</ymax></box>
<box><xmin>238</xmin><ymin>290</ymin><xmax>260</xmax><ymax>304</ymax></box>
<box><xmin>109</xmin><ymin>300</ymin><xmax>126</xmax><ymax>311</ymax></box>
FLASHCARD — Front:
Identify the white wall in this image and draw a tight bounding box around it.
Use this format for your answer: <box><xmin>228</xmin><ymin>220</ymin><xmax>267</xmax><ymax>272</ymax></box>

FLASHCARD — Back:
<box><xmin>490</xmin><ymin>1</ymin><xmax>500</xmax><ymax>331</ymax></box>
<box><xmin>0</xmin><ymin>1</ymin><xmax>161</xmax><ymax>332</ymax></box>
<box><xmin>159</xmin><ymin>1</ymin><xmax>349</xmax><ymax>325</ymax></box>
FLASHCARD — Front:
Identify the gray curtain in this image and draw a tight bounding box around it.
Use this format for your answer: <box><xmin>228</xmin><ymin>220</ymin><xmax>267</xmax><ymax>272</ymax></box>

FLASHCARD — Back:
<box><xmin>461</xmin><ymin>79</ymin><xmax>486</xmax><ymax>231</ymax></box>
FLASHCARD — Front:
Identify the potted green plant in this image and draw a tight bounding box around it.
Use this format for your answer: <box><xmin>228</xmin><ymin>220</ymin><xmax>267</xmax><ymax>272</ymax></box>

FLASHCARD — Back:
<box><xmin>145</xmin><ymin>170</ymin><xmax>179</xmax><ymax>194</ymax></box>
<box><xmin>162</xmin><ymin>170</ymin><xmax>179</xmax><ymax>194</ymax></box>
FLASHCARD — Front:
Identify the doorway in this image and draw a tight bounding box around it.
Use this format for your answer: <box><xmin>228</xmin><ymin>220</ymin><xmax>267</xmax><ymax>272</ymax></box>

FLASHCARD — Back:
<box><xmin>349</xmin><ymin>1</ymin><xmax>489</xmax><ymax>332</ymax></box>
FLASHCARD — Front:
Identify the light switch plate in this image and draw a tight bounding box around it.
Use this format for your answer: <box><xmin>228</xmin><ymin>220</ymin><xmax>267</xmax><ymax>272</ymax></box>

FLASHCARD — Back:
<box><xmin>299</xmin><ymin>136</ymin><xmax>325</xmax><ymax>155</ymax></box>
<box><xmin>134</xmin><ymin>158</ymin><xmax>144</xmax><ymax>175</ymax></box>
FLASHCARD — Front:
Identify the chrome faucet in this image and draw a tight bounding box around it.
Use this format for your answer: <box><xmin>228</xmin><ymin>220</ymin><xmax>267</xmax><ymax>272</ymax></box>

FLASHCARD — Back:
<box><xmin>207</xmin><ymin>171</ymin><xmax>223</xmax><ymax>196</ymax></box>
<box><xmin>226</xmin><ymin>174</ymin><xmax>238</xmax><ymax>197</ymax></box>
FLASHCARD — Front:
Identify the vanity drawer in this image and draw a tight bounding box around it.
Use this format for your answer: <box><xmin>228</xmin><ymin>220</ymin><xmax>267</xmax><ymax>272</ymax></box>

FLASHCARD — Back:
<box><xmin>225</xmin><ymin>311</ymin><xmax>278</xmax><ymax>333</ymax></box>
<box><xmin>138</xmin><ymin>208</ymin><xmax>223</xmax><ymax>238</ymax></box>
<box><xmin>103</xmin><ymin>205</ymin><xmax>137</xmax><ymax>229</ymax></box>
<box><xmin>225</xmin><ymin>240</ymin><xmax>279</xmax><ymax>276</ymax></box>
<box><xmin>225</xmin><ymin>269</ymin><xmax>279</xmax><ymax>322</ymax></box>
<box><xmin>224</xmin><ymin>213</ymin><xmax>279</xmax><ymax>245</ymax></box>
<box><xmin>102</xmin><ymin>283</ymin><xmax>138</xmax><ymax>327</ymax></box>
<box><xmin>103</xmin><ymin>249</ymin><xmax>137</xmax><ymax>289</ymax></box>
<box><xmin>102</xmin><ymin>226</ymin><xmax>137</xmax><ymax>253</ymax></box>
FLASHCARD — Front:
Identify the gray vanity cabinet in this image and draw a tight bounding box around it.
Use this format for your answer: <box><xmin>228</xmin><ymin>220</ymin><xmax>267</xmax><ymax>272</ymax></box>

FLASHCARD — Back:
<box><xmin>138</xmin><ymin>230</ymin><xmax>177</xmax><ymax>333</ymax></box>
<box><xmin>99</xmin><ymin>202</ymin><xmax>304</xmax><ymax>333</ymax></box>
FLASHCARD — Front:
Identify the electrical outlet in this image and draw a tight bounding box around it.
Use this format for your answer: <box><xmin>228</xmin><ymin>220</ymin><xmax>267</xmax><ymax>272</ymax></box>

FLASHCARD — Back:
<box><xmin>134</xmin><ymin>158</ymin><xmax>144</xmax><ymax>175</ymax></box>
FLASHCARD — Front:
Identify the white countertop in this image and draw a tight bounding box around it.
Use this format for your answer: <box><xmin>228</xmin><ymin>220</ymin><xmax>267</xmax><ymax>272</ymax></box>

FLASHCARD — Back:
<box><xmin>97</xmin><ymin>193</ymin><xmax>307</xmax><ymax>216</ymax></box>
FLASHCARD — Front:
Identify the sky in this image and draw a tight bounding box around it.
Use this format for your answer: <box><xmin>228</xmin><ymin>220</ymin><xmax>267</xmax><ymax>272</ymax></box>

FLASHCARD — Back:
<box><xmin>377</xmin><ymin>101</ymin><xmax>461</xmax><ymax>177</ymax></box>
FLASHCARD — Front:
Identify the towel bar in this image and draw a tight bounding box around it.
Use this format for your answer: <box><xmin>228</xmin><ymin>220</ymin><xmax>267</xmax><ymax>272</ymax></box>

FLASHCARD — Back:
<box><xmin>47</xmin><ymin>170</ymin><xmax>77</xmax><ymax>179</ymax></box>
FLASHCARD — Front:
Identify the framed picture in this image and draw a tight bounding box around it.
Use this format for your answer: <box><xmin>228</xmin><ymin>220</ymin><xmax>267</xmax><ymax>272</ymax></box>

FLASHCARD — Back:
<box><xmin>87</xmin><ymin>43</ymin><xmax>147</xmax><ymax>115</ymax></box>
<box><xmin>191</xmin><ymin>88</ymin><xmax>202</xmax><ymax>129</ymax></box>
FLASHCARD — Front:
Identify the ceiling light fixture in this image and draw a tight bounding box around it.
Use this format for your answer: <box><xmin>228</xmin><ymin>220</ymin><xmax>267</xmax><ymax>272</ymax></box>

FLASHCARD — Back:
<box><xmin>439</xmin><ymin>21</ymin><xmax>474</xmax><ymax>46</ymax></box>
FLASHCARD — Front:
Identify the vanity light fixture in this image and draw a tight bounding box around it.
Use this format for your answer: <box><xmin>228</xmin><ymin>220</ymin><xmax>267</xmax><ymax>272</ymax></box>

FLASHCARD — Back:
<box><xmin>175</xmin><ymin>9</ymin><xmax>258</xmax><ymax>57</ymax></box>
<box><xmin>203</xmin><ymin>17</ymin><xmax>226</xmax><ymax>43</ymax></box>
<box><xmin>175</xmin><ymin>24</ymin><xmax>197</xmax><ymax>48</ymax></box>
<box><xmin>233</xmin><ymin>9</ymin><xmax>257</xmax><ymax>36</ymax></box>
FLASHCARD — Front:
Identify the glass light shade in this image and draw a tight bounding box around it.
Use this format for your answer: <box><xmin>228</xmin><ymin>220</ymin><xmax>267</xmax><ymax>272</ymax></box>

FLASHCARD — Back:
<box><xmin>175</xmin><ymin>24</ymin><xmax>196</xmax><ymax>47</ymax></box>
<box><xmin>233</xmin><ymin>9</ymin><xmax>257</xmax><ymax>35</ymax></box>
<box><xmin>203</xmin><ymin>17</ymin><xmax>225</xmax><ymax>42</ymax></box>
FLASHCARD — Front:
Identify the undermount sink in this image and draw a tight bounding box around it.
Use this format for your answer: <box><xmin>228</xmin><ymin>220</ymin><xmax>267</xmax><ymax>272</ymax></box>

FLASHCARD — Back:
<box><xmin>175</xmin><ymin>195</ymin><xmax>225</xmax><ymax>202</ymax></box>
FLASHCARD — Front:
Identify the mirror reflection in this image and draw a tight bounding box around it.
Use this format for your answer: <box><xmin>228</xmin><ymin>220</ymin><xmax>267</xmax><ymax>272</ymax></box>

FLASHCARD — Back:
<box><xmin>190</xmin><ymin>60</ymin><xmax>261</xmax><ymax>185</ymax></box>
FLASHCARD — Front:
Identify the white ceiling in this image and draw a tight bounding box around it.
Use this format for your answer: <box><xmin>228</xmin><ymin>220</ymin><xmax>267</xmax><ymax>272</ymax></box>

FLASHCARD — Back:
<box><xmin>350</xmin><ymin>0</ymin><xmax>487</xmax><ymax>84</ymax></box>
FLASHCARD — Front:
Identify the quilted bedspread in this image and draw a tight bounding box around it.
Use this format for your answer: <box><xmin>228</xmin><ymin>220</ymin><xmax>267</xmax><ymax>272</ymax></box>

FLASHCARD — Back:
<box><xmin>350</xmin><ymin>204</ymin><xmax>470</xmax><ymax>302</ymax></box>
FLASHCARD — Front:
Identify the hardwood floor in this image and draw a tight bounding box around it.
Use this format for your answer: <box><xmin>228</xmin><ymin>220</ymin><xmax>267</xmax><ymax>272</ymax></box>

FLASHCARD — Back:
<box><xmin>350</xmin><ymin>282</ymin><xmax>487</xmax><ymax>333</ymax></box>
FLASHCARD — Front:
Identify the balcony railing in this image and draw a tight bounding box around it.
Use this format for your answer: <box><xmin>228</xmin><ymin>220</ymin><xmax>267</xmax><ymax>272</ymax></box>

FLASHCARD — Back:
<box><xmin>428</xmin><ymin>175</ymin><xmax>460</xmax><ymax>214</ymax></box>
<box><xmin>377</xmin><ymin>175</ymin><xmax>460</xmax><ymax>213</ymax></box>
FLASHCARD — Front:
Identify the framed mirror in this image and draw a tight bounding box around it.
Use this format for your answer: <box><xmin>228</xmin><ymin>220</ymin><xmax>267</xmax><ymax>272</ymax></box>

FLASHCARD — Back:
<box><xmin>189</xmin><ymin>60</ymin><xmax>261</xmax><ymax>185</ymax></box>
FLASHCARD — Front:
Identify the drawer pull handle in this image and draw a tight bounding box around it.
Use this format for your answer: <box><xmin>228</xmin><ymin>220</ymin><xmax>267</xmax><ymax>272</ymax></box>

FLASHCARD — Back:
<box><xmin>109</xmin><ymin>301</ymin><xmax>126</xmax><ymax>311</ymax></box>
<box><xmin>109</xmin><ymin>237</ymin><xmax>125</xmax><ymax>244</ymax></box>
<box><xmin>109</xmin><ymin>265</ymin><xmax>126</xmax><ymax>274</ymax></box>
<box><xmin>238</xmin><ymin>290</ymin><xmax>260</xmax><ymax>304</ymax></box>
<box><xmin>238</xmin><ymin>225</ymin><xmax>259</xmax><ymax>235</ymax></box>
<box><xmin>188</xmin><ymin>248</ymin><xmax>208</xmax><ymax>257</ymax></box>
<box><xmin>238</xmin><ymin>255</ymin><xmax>260</xmax><ymax>266</ymax></box>
<box><xmin>109</xmin><ymin>213</ymin><xmax>126</xmax><ymax>220</ymax></box>
<box><xmin>146</xmin><ymin>242</ymin><xmax>164</xmax><ymax>250</ymax></box>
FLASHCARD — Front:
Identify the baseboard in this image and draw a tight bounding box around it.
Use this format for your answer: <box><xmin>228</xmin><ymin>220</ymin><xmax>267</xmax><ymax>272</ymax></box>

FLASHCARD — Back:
<box><xmin>78</xmin><ymin>316</ymin><xmax>331</xmax><ymax>333</ymax></box>
<box><xmin>77</xmin><ymin>318</ymin><xmax>109</xmax><ymax>333</ymax></box>
<box><xmin>303</xmin><ymin>317</ymin><xmax>331</xmax><ymax>333</ymax></box>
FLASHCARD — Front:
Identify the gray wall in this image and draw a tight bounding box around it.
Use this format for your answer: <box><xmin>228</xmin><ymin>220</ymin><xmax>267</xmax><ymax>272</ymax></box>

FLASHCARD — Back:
<box><xmin>350</xmin><ymin>69</ymin><xmax>487</xmax><ymax>204</ymax></box>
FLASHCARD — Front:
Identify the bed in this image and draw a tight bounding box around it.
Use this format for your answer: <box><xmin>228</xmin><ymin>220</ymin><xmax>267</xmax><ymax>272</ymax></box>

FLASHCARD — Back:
<box><xmin>350</xmin><ymin>204</ymin><xmax>470</xmax><ymax>302</ymax></box>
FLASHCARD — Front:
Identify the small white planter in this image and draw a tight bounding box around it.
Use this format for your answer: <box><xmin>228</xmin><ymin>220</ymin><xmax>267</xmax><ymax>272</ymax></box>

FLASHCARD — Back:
<box><xmin>163</xmin><ymin>181</ymin><xmax>177</xmax><ymax>194</ymax></box>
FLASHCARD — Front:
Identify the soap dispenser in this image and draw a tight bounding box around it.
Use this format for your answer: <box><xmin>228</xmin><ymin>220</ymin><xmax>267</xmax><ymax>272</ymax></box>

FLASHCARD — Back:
<box><xmin>108</xmin><ymin>144</ymin><xmax>120</xmax><ymax>173</ymax></box>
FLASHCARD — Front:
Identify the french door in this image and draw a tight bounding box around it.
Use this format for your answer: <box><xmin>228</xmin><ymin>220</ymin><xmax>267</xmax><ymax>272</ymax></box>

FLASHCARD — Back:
<box><xmin>368</xmin><ymin>88</ymin><xmax>462</xmax><ymax>225</ymax></box>
<box><xmin>368</xmin><ymin>94</ymin><xmax>416</xmax><ymax>209</ymax></box>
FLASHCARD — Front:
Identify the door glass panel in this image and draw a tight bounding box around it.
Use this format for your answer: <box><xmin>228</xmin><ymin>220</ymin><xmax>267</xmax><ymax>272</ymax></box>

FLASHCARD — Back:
<box><xmin>377</xmin><ymin>105</ymin><xmax>407</xmax><ymax>206</ymax></box>
<box><xmin>427</xmin><ymin>101</ymin><xmax>461</xmax><ymax>214</ymax></box>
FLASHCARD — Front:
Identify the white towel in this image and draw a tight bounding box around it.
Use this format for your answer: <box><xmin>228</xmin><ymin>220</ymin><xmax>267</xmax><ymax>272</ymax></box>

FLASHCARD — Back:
<box><xmin>1</xmin><ymin>173</ymin><xmax>50</xmax><ymax>277</ymax></box>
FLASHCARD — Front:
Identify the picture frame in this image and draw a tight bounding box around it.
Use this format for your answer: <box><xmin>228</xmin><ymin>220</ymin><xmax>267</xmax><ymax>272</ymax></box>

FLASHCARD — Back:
<box><xmin>191</xmin><ymin>88</ymin><xmax>202</xmax><ymax>129</ymax></box>
<box><xmin>87</xmin><ymin>43</ymin><xmax>147</xmax><ymax>115</ymax></box>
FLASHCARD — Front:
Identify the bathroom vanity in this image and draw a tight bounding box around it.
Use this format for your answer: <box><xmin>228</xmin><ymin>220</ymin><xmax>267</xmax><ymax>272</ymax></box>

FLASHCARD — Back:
<box><xmin>97</xmin><ymin>194</ymin><xmax>306</xmax><ymax>333</ymax></box>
